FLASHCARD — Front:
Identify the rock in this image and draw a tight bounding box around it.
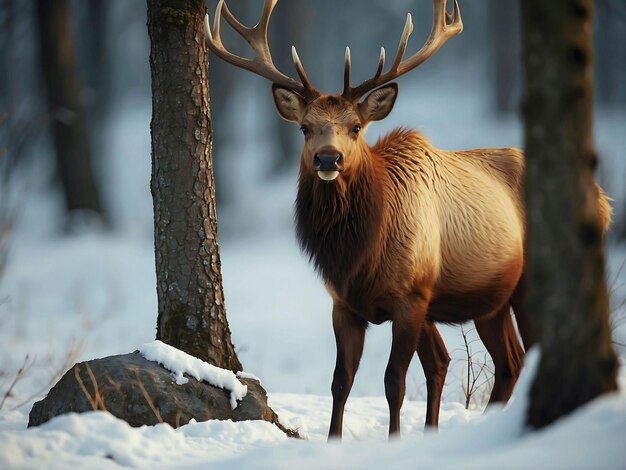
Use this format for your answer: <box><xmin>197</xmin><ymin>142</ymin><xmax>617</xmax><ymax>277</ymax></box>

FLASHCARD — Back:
<box><xmin>28</xmin><ymin>352</ymin><xmax>294</xmax><ymax>436</ymax></box>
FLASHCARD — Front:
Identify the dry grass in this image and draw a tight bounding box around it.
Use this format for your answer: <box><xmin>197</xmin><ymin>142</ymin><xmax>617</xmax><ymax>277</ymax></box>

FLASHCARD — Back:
<box><xmin>133</xmin><ymin>369</ymin><xmax>163</xmax><ymax>424</ymax></box>
<box><xmin>5</xmin><ymin>340</ymin><xmax>82</xmax><ymax>411</ymax></box>
<box><xmin>74</xmin><ymin>363</ymin><xmax>107</xmax><ymax>411</ymax></box>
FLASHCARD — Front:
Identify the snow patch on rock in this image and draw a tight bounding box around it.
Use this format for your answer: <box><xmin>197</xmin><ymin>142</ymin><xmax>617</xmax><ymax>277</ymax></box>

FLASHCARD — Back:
<box><xmin>139</xmin><ymin>340</ymin><xmax>247</xmax><ymax>409</ymax></box>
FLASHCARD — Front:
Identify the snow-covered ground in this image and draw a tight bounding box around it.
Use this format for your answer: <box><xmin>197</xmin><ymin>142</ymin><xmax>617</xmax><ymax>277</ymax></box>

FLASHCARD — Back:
<box><xmin>1</xmin><ymin>69</ymin><xmax>625</xmax><ymax>468</ymax></box>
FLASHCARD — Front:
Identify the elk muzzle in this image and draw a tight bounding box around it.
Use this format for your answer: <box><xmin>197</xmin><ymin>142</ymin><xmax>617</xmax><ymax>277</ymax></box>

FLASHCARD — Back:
<box><xmin>314</xmin><ymin>152</ymin><xmax>343</xmax><ymax>181</ymax></box>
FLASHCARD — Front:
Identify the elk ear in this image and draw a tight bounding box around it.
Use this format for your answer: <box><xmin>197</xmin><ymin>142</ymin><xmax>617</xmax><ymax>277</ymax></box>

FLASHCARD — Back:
<box><xmin>358</xmin><ymin>83</ymin><xmax>398</xmax><ymax>122</ymax></box>
<box><xmin>272</xmin><ymin>84</ymin><xmax>307</xmax><ymax>123</ymax></box>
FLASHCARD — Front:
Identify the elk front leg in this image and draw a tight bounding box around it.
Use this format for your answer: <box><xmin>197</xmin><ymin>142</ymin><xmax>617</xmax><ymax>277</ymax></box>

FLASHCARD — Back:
<box><xmin>328</xmin><ymin>303</ymin><xmax>366</xmax><ymax>441</ymax></box>
<box><xmin>385</xmin><ymin>294</ymin><xmax>429</xmax><ymax>438</ymax></box>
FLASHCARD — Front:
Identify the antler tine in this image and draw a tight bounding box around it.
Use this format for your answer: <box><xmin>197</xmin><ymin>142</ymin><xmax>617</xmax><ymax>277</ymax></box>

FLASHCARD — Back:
<box><xmin>204</xmin><ymin>0</ymin><xmax>319</xmax><ymax>100</ymax></box>
<box><xmin>343</xmin><ymin>47</ymin><xmax>351</xmax><ymax>96</ymax></box>
<box><xmin>342</xmin><ymin>46</ymin><xmax>385</xmax><ymax>100</ymax></box>
<box><xmin>220</xmin><ymin>1</ymin><xmax>251</xmax><ymax>39</ymax></box>
<box><xmin>396</xmin><ymin>0</ymin><xmax>463</xmax><ymax>74</ymax></box>
<box><xmin>211</xmin><ymin>0</ymin><xmax>224</xmax><ymax>43</ymax></box>
<box><xmin>291</xmin><ymin>46</ymin><xmax>317</xmax><ymax>94</ymax></box>
<box><xmin>375</xmin><ymin>47</ymin><xmax>386</xmax><ymax>79</ymax></box>
<box><xmin>220</xmin><ymin>0</ymin><xmax>275</xmax><ymax>63</ymax></box>
<box><xmin>433</xmin><ymin>0</ymin><xmax>446</xmax><ymax>27</ymax></box>
<box><xmin>258</xmin><ymin>0</ymin><xmax>278</xmax><ymax>39</ymax></box>
<box><xmin>390</xmin><ymin>13</ymin><xmax>414</xmax><ymax>73</ymax></box>
<box><xmin>342</xmin><ymin>0</ymin><xmax>462</xmax><ymax>102</ymax></box>
<box><xmin>451</xmin><ymin>0</ymin><xmax>462</xmax><ymax>30</ymax></box>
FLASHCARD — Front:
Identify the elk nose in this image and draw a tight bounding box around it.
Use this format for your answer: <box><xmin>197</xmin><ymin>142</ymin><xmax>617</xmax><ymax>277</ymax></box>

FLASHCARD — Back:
<box><xmin>314</xmin><ymin>153</ymin><xmax>342</xmax><ymax>171</ymax></box>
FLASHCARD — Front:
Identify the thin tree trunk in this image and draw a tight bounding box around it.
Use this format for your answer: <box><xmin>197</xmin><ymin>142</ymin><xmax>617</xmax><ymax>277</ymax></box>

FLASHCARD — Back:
<box><xmin>147</xmin><ymin>0</ymin><xmax>242</xmax><ymax>372</ymax></box>
<box><xmin>0</xmin><ymin>0</ymin><xmax>11</xmax><ymax>113</ymax></box>
<box><xmin>35</xmin><ymin>0</ymin><xmax>104</xmax><ymax>217</ymax></box>
<box><xmin>270</xmin><ymin>0</ymin><xmax>308</xmax><ymax>172</ymax></box>
<box><xmin>521</xmin><ymin>0</ymin><xmax>617</xmax><ymax>429</ymax></box>
<box><xmin>489</xmin><ymin>0</ymin><xmax>521</xmax><ymax>113</ymax></box>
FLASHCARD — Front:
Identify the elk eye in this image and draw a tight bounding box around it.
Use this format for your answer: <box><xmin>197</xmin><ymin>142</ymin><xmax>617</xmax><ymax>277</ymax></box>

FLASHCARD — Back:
<box><xmin>300</xmin><ymin>125</ymin><xmax>309</xmax><ymax>135</ymax></box>
<box><xmin>352</xmin><ymin>124</ymin><xmax>362</xmax><ymax>134</ymax></box>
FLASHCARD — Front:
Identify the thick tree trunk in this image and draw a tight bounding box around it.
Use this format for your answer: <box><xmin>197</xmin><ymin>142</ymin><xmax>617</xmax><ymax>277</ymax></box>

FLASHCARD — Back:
<box><xmin>147</xmin><ymin>0</ymin><xmax>242</xmax><ymax>372</ymax></box>
<box><xmin>521</xmin><ymin>0</ymin><xmax>617</xmax><ymax>429</ymax></box>
<box><xmin>35</xmin><ymin>0</ymin><xmax>105</xmax><ymax>217</ymax></box>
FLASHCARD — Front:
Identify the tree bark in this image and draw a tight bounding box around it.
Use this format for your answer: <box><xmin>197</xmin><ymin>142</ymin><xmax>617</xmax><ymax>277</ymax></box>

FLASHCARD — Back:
<box><xmin>35</xmin><ymin>0</ymin><xmax>105</xmax><ymax>217</ymax></box>
<box><xmin>147</xmin><ymin>0</ymin><xmax>242</xmax><ymax>372</ymax></box>
<box><xmin>521</xmin><ymin>0</ymin><xmax>617</xmax><ymax>429</ymax></box>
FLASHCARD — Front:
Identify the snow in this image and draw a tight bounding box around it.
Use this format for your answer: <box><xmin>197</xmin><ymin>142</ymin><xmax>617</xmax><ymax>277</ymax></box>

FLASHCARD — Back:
<box><xmin>236</xmin><ymin>371</ymin><xmax>262</xmax><ymax>383</ymax></box>
<box><xmin>138</xmin><ymin>340</ymin><xmax>247</xmax><ymax>409</ymax></box>
<box><xmin>1</xmin><ymin>45</ymin><xmax>625</xmax><ymax>470</ymax></box>
<box><xmin>1</xmin><ymin>350</ymin><xmax>625</xmax><ymax>469</ymax></box>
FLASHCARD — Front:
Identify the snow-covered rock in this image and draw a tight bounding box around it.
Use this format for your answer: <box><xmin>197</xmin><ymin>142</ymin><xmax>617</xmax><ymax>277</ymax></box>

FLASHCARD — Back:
<box><xmin>27</xmin><ymin>351</ymin><xmax>282</xmax><ymax>432</ymax></box>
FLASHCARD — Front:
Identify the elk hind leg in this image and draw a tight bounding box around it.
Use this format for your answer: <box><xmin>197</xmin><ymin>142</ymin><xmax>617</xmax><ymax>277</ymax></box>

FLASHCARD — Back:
<box><xmin>416</xmin><ymin>320</ymin><xmax>449</xmax><ymax>428</ymax></box>
<box><xmin>474</xmin><ymin>304</ymin><xmax>524</xmax><ymax>404</ymax></box>
<box><xmin>510</xmin><ymin>275</ymin><xmax>535</xmax><ymax>350</ymax></box>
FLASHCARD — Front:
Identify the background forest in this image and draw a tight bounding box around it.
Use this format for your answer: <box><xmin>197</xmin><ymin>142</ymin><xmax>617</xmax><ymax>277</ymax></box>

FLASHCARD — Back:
<box><xmin>2</xmin><ymin>1</ymin><xmax>625</xmax><ymax>236</ymax></box>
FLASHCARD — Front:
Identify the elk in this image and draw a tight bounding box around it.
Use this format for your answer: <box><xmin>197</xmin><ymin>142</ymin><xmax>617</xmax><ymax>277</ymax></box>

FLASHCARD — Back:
<box><xmin>204</xmin><ymin>0</ymin><xmax>613</xmax><ymax>439</ymax></box>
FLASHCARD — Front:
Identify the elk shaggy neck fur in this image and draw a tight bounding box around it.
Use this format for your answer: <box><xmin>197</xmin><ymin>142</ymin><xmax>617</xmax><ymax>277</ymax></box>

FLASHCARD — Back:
<box><xmin>296</xmin><ymin>143</ymin><xmax>384</xmax><ymax>296</ymax></box>
<box><xmin>296</xmin><ymin>128</ymin><xmax>528</xmax><ymax>322</ymax></box>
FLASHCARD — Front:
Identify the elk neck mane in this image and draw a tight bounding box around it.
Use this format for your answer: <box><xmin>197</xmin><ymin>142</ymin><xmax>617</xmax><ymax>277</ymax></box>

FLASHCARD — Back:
<box><xmin>295</xmin><ymin>139</ymin><xmax>386</xmax><ymax>294</ymax></box>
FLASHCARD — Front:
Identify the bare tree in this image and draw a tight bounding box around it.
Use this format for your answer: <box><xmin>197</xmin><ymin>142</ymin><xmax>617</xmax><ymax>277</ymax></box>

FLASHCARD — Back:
<box><xmin>35</xmin><ymin>0</ymin><xmax>105</xmax><ymax>220</ymax></box>
<box><xmin>269</xmin><ymin>0</ymin><xmax>309</xmax><ymax>172</ymax></box>
<box><xmin>489</xmin><ymin>0</ymin><xmax>521</xmax><ymax>113</ymax></box>
<box><xmin>147</xmin><ymin>0</ymin><xmax>242</xmax><ymax>371</ymax></box>
<box><xmin>521</xmin><ymin>0</ymin><xmax>618</xmax><ymax>429</ymax></box>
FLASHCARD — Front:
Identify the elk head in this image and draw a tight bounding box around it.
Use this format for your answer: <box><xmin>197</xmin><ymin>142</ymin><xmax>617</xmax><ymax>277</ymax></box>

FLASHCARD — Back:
<box><xmin>204</xmin><ymin>0</ymin><xmax>463</xmax><ymax>181</ymax></box>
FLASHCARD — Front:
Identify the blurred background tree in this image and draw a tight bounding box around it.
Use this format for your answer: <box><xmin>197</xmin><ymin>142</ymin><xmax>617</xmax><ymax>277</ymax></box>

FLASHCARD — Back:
<box><xmin>35</xmin><ymin>0</ymin><xmax>105</xmax><ymax>225</ymax></box>
<box><xmin>521</xmin><ymin>0</ymin><xmax>618</xmax><ymax>429</ymax></box>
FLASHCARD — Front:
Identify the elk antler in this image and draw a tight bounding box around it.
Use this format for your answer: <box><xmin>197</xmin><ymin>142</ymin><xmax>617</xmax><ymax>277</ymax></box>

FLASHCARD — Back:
<box><xmin>342</xmin><ymin>0</ymin><xmax>463</xmax><ymax>101</ymax></box>
<box><xmin>204</xmin><ymin>0</ymin><xmax>320</xmax><ymax>101</ymax></box>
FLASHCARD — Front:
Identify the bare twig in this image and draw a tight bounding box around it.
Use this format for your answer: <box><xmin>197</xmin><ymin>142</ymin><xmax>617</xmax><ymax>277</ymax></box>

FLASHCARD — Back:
<box><xmin>461</xmin><ymin>324</ymin><xmax>472</xmax><ymax>409</ymax></box>
<box><xmin>11</xmin><ymin>340</ymin><xmax>82</xmax><ymax>410</ymax></box>
<box><xmin>0</xmin><ymin>354</ymin><xmax>33</xmax><ymax>411</ymax></box>
<box><xmin>458</xmin><ymin>324</ymin><xmax>494</xmax><ymax>409</ymax></box>
<box><xmin>608</xmin><ymin>259</ymin><xmax>626</xmax><ymax>349</ymax></box>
